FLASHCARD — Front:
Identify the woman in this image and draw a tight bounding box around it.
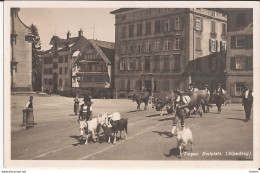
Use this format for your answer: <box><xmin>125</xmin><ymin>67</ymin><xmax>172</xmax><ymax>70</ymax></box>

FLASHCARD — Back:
<box><xmin>74</xmin><ymin>94</ymin><xmax>80</xmax><ymax>115</ymax></box>
<box><xmin>79</xmin><ymin>95</ymin><xmax>93</xmax><ymax>122</ymax></box>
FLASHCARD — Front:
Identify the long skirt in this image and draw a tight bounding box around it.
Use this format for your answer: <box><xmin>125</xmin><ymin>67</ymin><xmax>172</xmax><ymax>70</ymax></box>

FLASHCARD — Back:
<box><xmin>74</xmin><ymin>102</ymin><xmax>79</xmax><ymax>115</ymax></box>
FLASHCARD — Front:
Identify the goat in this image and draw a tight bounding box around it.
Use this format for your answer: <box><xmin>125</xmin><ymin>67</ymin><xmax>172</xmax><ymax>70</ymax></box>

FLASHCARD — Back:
<box><xmin>176</xmin><ymin>127</ymin><xmax>193</xmax><ymax>158</ymax></box>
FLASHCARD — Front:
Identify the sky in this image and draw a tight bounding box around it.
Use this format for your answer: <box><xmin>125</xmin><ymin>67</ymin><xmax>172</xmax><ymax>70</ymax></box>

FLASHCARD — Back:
<box><xmin>19</xmin><ymin>8</ymin><xmax>116</xmax><ymax>50</ymax></box>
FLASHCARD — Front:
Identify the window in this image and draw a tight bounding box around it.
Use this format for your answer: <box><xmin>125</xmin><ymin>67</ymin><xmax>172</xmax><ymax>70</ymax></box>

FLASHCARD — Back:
<box><xmin>65</xmin><ymin>67</ymin><xmax>68</xmax><ymax>74</ymax></box>
<box><xmin>173</xmin><ymin>54</ymin><xmax>181</xmax><ymax>69</ymax></box>
<box><xmin>65</xmin><ymin>55</ymin><xmax>68</xmax><ymax>63</ymax></box>
<box><xmin>209</xmin><ymin>56</ymin><xmax>217</xmax><ymax>71</ymax></box>
<box><xmin>174</xmin><ymin>17</ymin><xmax>182</xmax><ymax>30</ymax></box>
<box><xmin>146</xmin><ymin>10</ymin><xmax>151</xmax><ymax>16</ymax></box>
<box><xmin>165</xmin><ymin>8</ymin><xmax>171</xmax><ymax>13</ymax></box>
<box><xmin>136</xmin><ymin>80</ymin><xmax>142</xmax><ymax>91</ymax></box>
<box><xmin>154</xmin><ymin>56</ymin><xmax>160</xmax><ymax>72</ymax></box>
<box><xmin>58</xmin><ymin>56</ymin><xmax>63</xmax><ymax>63</ymax></box>
<box><xmin>236</xmin><ymin>57</ymin><xmax>246</xmax><ymax>70</ymax></box>
<box><xmin>137</xmin><ymin>42</ymin><xmax>142</xmax><ymax>53</ymax></box>
<box><xmin>154</xmin><ymin>39</ymin><xmax>160</xmax><ymax>51</ymax></box>
<box><xmin>222</xmin><ymin>23</ymin><xmax>227</xmax><ymax>36</ymax></box>
<box><xmin>165</xmin><ymin>19</ymin><xmax>170</xmax><ymax>32</ymax></box>
<box><xmin>44</xmin><ymin>57</ymin><xmax>52</xmax><ymax>64</ymax></box>
<box><xmin>65</xmin><ymin>78</ymin><xmax>68</xmax><ymax>86</ymax></box>
<box><xmin>164</xmin><ymin>38</ymin><xmax>171</xmax><ymax>51</ymax></box>
<box><xmin>59</xmin><ymin>78</ymin><xmax>62</xmax><ymax>86</ymax></box>
<box><xmin>120</xmin><ymin>80</ymin><xmax>125</xmax><ymax>90</ymax></box>
<box><xmin>236</xmin><ymin>13</ymin><xmax>246</xmax><ymax>27</ymax></box>
<box><xmin>220</xmin><ymin>41</ymin><xmax>226</xmax><ymax>52</ymax></box>
<box><xmin>146</xmin><ymin>40</ymin><xmax>151</xmax><ymax>52</ymax></box>
<box><xmin>137</xmin><ymin>11</ymin><xmax>142</xmax><ymax>18</ymax></box>
<box><xmin>145</xmin><ymin>57</ymin><xmax>150</xmax><ymax>71</ymax></box>
<box><xmin>126</xmin><ymin>80</ymin><xmax>131</xmax><ymax>91</ymax></box>
<box><xmin>44</xmin><ymin>68</ymin><xmax>53</xmax><ymax>74</ymax></box>
<box><xmin>128</xmin><ymin>58</ymin><xmax>134</xmax><ymax>70</ymax></box>
<box><xmin>129</xmin><ymin>42</ymin><xmax>134</xmax><ymax>54</ymax></box>
<box><xmin>211</xmin><ymin>21</ymin><xmax>216</xmax><ymax>33</ymax></box>
<box><xmin>121</xmin><ymin>26</ymin><xmax>126</xmax><ymax>38</ymax></box>
<box><xmin>196</xmin><ymin>37</ymin><xmax>201</xmax><ymax>50</ymax></box>
<box><xmin>209</xmin><ymin>39</ymin><xmax>217</xmax><ymax>52</ymax></box>
<box><xmin>136</xmin><ymin>58</ymin><xmax>141</xmax><ymax>70</ymax></box>
<box><xmin>145</xmin><ymin>22</ymin><xmax>151</xmax><ymax>35</ymax></box>
<box><xmin>236</xmin><ymin>83</ymin><xmax>246</xmax><ymax>96</ymax></box>
<box><xmin>120</xmin><ymin>59</ymin><xmax>126</xmax><ymax>70</ymax></box>
<box><xmin>155</xmin><ymin>20</ymin><xmax>161</xmax><ymax>33</ymax></box>
<box><xmin>137</xmin><ymin>23</ymin><xmax>142</xmax><ymax>36</ymax></box>
<box><xmin>174</xmin><ymin>37</ymin><xmax>181</xmax><ymax>50</ymax></box>
<box><xmin>59</xmin><ymin>67</ymin><xmax>63</xmax><ymax>74</ymax></box>
<box><xmin>164</xmin><ymin>80</ymin><xmax>170</xmax><ymax>91</ymax></box>
<box><xmin>121</xmin><ymin>43</ymin><xmax>126</xmax><ymax>54</ymax></box>
<box><xmin>129</xmin><ymin>25</ymin><xmax>134</xmax><ymax>37</ymax></box>
<box><xmin>236</xmin><ymin>35</ymin><xmax>246</xmax><ymax>47</ymax></box>
<box><xmin>156</xmin><ymin>9</ymin><xmax>161</xmax><ymax>14</ymax></box>
<box><xmin>195</xmin><ymin>17</ymin><xmax>202</xmax><ymax>30</ymax></box>
<box><xmin>44</xmin><ymin>78</ymin><xmax>48</xmax><ymax>85</ymax></box>
<box><xmin>211</xmin><ymin>10</ymin><xmax>216</xmax><ymax>17</ymax></box>
<box><xmin>164</xmin><ymin>56</ymin><xmax>170</xmax><ymax>70</ymax></box>
<box><xmin>121</xmin><ymin>15</ymin><xmax>126</xmax><ymax>20</ymax></box>
<box><xmin>130</xmin><ymin>13</ymin><xmax>134</xmax><ymax>19</ymax></box>
<box><xmin>49</xmin><ymin>79</ymin><xmax>53</xmax><ymax>85</ymax></box>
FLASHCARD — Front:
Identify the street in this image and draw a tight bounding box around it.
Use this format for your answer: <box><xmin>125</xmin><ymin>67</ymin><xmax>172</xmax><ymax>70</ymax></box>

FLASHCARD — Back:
<box><xmin>10</xmin><ymin>95</ymin><xmax>253</xmax><ymax>160</ymax></box>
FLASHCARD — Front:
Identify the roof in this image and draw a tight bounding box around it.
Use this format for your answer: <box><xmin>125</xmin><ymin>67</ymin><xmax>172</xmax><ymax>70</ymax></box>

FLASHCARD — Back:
<box><xmin>110</xmin><ymin>8</ymin><xmax>138</xmax><ymax>14</ymax></box>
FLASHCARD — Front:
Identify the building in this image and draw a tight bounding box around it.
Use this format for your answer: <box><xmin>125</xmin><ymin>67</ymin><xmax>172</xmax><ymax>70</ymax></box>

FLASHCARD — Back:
<box><xmin>41</xmin><ymin>30</ymin><xmax>115</xmax><ymax>97</ymax></box>
<box><xmin>110</xmin><ymin>8</ymin><xmax>227</xmax><ymax>98</ymax></box>
<box><xmin>10</xmin><ymin>8</ymin><xmax>34</xmax><ymax>92</ymax></box>
<box><xmin>41</xmin><ymin>30</ymin><xmax>88</xmax><ymax>94</ymax></box>
<box><xmin>224</xmin><ymin>9</ymin><xmax>253</xmax><ymax>103</ymax></box>
<box><xmin>72</xmin><ymin>40</ymin><xmax>115</xmax><ymax>98</ymax></box>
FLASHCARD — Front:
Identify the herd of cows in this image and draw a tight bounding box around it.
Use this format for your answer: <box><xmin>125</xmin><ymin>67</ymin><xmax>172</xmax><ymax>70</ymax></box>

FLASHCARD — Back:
<box><xmin>78</xmin><ymin>89</ymin><xmax>229</xmax><ymax>158</ymax></box>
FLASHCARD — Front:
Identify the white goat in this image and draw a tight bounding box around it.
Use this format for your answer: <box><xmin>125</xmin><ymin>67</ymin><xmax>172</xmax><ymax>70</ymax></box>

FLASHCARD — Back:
<box><xmin>79</xmin><ymin>118</ymin><xmax>99</xmax><ymax>144</ymax></box>
<box><xmin>176</xmin><ymin>127</ymin><xmax>193</xmax><ymax>158</ymax></box>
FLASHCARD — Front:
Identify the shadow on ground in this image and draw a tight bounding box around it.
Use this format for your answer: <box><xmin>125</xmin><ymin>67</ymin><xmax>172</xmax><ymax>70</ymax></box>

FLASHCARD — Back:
<box><xmin>152</xmin><ymin>131</ymin><xmax>173</xmax><ymax>138</ymax></box>
<box><xmin>164</xmin><ymin>147</ymin><xmax>180</xmax><ymax>158</ymax></box>
<box><xmin>226</xmin><ymin>118</ymin><xmax>246</xmax><ymax>122</ymax></box>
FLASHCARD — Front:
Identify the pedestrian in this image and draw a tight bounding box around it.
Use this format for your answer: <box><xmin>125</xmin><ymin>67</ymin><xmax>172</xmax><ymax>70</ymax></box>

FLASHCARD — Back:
<box><xmin>79</xmin><ymin>95</ymin><xmax>93</xmax><ymax>122</ymax></box>
<box><xmin>189</xmin><ymin>83</ymin><xmax>198</xmax><ymax>92</ymax></box>
<box><xmin>74</xmin><ymin>94</ymin><xmax>80</xmax><ymax>115</ymax></box>
<box><xmin>26</xmin><ymin>96</ymin><xmax>33</xmax><ymax>109</ymax></box>
<box><xmin>213</xmin><ymin>83</ymin><xmax>225</xmax><ymax>113</ymax></box>
<box><xmin>204</xmin><ymin>84</ymin><xmax>210</xmax><ymax>95</ymax></box>
<box><xmin>242</xmin><ymin>85</ymin><xmax>253</xmax><ymax>122</ymax></box>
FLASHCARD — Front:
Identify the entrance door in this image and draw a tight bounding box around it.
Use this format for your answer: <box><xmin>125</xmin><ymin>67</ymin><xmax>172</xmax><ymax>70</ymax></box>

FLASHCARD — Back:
<box><xmin>145</xmin><ymin>80</ymin><xmax>152</xmax><ymax>94</ymax></box>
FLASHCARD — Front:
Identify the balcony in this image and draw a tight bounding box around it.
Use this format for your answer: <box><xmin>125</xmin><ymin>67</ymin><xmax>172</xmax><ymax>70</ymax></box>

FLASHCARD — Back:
<box><xmin>76</xmin><ymin>72</ymin><xmax>108</xmax><ymax>76</ymax></box>
<box><xmin>78</xmin><ymin>82</ymin><xmax>110</xmax><ymax>88</ymax></box>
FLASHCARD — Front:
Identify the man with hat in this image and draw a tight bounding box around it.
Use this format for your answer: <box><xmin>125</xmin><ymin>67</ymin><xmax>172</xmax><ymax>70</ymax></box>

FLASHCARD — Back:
<box><xmin>213</xmin><ymin>82</ymin><xmax>225</xmax><ymax>113</ymax></box>
<box><xmin>78</xmin><ymin>95</ymin><xmax>93</xmax><ymax>122</ymax></box>
<box><xmin>189</xmin><ymin>82</ymin><xmax>198</xmax><ymax>92</ymax></box>
<box><xmin>242</xmin><ymin>84</ymin><xmax>253</xmax><ymax>122</ymax></box>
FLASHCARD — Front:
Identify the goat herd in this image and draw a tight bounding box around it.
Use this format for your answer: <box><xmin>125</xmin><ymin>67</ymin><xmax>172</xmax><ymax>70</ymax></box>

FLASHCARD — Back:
<box><xmin>77</xmin><ymin>89</ymin><xmax>228</xmax><ymax>158</ymax></box>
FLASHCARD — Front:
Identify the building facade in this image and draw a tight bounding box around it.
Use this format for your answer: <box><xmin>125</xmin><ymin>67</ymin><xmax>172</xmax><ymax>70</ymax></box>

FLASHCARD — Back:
<box><xmin>225</xmin><ymin>9</ymin><xmax>253</xmax><ymax>103</ymax></box>
<box><xmin>10</xmin><ymin>8</ymin><xmax>34</xmax><ymax>92</ymax></box>
<box><xmin>41</xmin><ymin>30</ymin><xmax>88</xmax><ymax>94</ymax></box>
<box><xmin>72</xmin><ymin>40</ymin><xmax>115</xmax><ymax>98</ymax></box>
<box><xmin>111</xmin><ymin>8</ymin><xmax>227</xmax><ymax>98</ymax></box>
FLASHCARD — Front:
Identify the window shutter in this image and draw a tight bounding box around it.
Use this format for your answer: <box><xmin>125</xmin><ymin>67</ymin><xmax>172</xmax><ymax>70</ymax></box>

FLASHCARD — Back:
<box><xmin>231</xmin><ymin>36</ymin><xmax>236</xmax><ymax>49</ymax></box>
<box><xmin>200</xmin><ymin>18</ymin><xmax>203</xmax><ymax>31</ymax></box>
<box><xmin>220</xmin><ymin>41</ymin><xmax>223</xmax><ymax>52</ymax></box>
<box><xmin>230</xmin><ymin>83</ymin><xmax>235</xmax><ymax>96</ymax></box>
<box><xmin>171</xmin><ymin>18</ymin><xmax>174</xmax><ymax>31</ymax></box>
<box><xmin>209</xmin><ymin>39</ymin><xmax>211</xmax><ymax>52</ymax></box>
<box><xmin>193</xmin><ymin>16</ymin><xmax>197</xmax><ymax>30</ymax></box>
<box><xmin>230</xmin><ymin>57</ymin><xmax>236</xmax><ymax>70</ymax></box>
<box><xmin>181</xmin><ymin>17</ymin><xmax>185</xmax><ymax>30</ymax></box>
<box><xmin>180</xmin><ymin>38</ymin><xmax>183</xmax><ymax>50</ymax></box>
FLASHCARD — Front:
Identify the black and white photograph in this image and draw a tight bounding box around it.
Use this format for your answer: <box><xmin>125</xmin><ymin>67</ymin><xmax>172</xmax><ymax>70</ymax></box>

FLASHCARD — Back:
<box><xmin>3</xmin><ymin>1</ymin><xmax>260</xmax><ymax>169</ymax></box>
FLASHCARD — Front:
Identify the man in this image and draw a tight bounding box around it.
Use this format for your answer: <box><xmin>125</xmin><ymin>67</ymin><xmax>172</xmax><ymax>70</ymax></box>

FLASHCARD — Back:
<box><xmin>26</xmin><ymin>96</ymin><xmax>33</xmax><ymax>109</ymax></box>
<box><xmin>189</xmin><ymin>83</ymin><xmax>198</xmax><ymax>92</ymax></box>
<box><xmin>74</xmin><ymin>94</ymin><xmax>80</xmax><ymax>115</ymax></box>
<box><xmin>79</xmin><ymin>95</ymin><xmax>93</xmax><ymax>122</ymax></box>
<box><xmin>204</xmin><ymin>84</ymin><xmax>210</xmax><ymax>95</ymax></box>
<box><xmin>213</xmin><ymin>83</ymin><xmax>225</xmax><ymax>113</ymax></box>
<box><xmin>242</xmin><ymin>85</ymin><xmax>253</xmax><ymax>122</ymax></box>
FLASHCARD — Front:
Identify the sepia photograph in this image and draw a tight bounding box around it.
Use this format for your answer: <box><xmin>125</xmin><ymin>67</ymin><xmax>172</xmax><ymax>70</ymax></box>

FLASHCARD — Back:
<box><xmin>3</xmin><ymin>1</ymin><xmax>260</xmax><ymax>169</ymax></box>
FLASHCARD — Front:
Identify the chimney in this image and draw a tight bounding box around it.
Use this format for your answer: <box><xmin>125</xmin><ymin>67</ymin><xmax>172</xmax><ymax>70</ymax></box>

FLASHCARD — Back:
<box><xmin>67</xmin><ymin>31</ymin><xmax>71</xmax><ymax>39</ymax></box>
<box><xmin>78</xmin><ymin>29</ymin><xmax>83</xmax><ymax>37</ymax></box>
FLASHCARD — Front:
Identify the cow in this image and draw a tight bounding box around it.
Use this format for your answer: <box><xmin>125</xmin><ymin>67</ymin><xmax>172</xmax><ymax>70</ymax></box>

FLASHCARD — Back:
<box><xmin>79</xmin><ymin>118</ymin><xmax>101</xmax><ymax>144</ymax></box>
<box><xmin>151</xmin><ymin>91</ymin><xmax>176</xmax><ymax>116</ymax></box>
<box><xmin>129</xmin><ymin>91</ymin><xmax>150</xmax><ymax>111</ymax></box>
<box><xmin>110</xmin><ymin>118</ymin><xmax>128</xmax><ymax>144</ymax></box>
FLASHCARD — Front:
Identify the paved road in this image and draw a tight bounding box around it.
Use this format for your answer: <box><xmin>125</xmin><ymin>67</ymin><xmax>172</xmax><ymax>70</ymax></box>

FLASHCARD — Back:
<box><xmin>10</xmin><ymin>95</ymin><xmax>253</xmax><ymax>160</ymax></box>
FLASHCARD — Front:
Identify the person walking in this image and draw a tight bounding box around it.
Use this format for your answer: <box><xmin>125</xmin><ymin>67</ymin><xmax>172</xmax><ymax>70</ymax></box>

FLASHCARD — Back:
<box><xmin>79</xmin><ymin>95</ymin><xmax>93</xmax><ymax>122</ymax></box>
<box><xmin>74</xmin><ymin>94</ymin><xmax>80</xmax><ymax>115</ymax></box>
<box><xmin>242</xmin><ymin>85</ymin><xmax>253</xmax><ymax>122</ymax></box>
<box><xmin>213</xmin><ymin>83</ymin><xmax>225</xmax><ymax>113</ymax></box>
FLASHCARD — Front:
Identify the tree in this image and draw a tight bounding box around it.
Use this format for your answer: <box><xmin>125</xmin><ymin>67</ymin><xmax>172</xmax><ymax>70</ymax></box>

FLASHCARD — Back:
<box><xmin>30</xmin><ymin>24</ymin><xmax>42</xmax><ymax>92</ymax></box>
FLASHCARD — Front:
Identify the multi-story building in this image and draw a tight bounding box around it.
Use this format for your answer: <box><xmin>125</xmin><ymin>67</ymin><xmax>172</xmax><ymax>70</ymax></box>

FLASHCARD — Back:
<box><xmin>10</xmin><ymin>8</ymin><xmax>34</xmax><ymax>92</ymax></box>
<box><xmin>224</xmin><ymin>9</ymin><xmax>253</xmax><ymax>102</ymax></box>
<box><xmin>110</xmin><ymin>8</ymin><xmax>227</xmax><ymax>98</ymax></box>
<box><xmin>71</xmin><ymin>39</ymin><xmax>115</xmax><ymax>98</ymax></box>
<box><xmin>41</xmin><ymin>30</ymin><xmax>88</xmax><ymax>94</ymax></box>
<box><xmin>41</xmin><ymin>30</ymin><xmax>115</xmax><ymax>97</ymax></box>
